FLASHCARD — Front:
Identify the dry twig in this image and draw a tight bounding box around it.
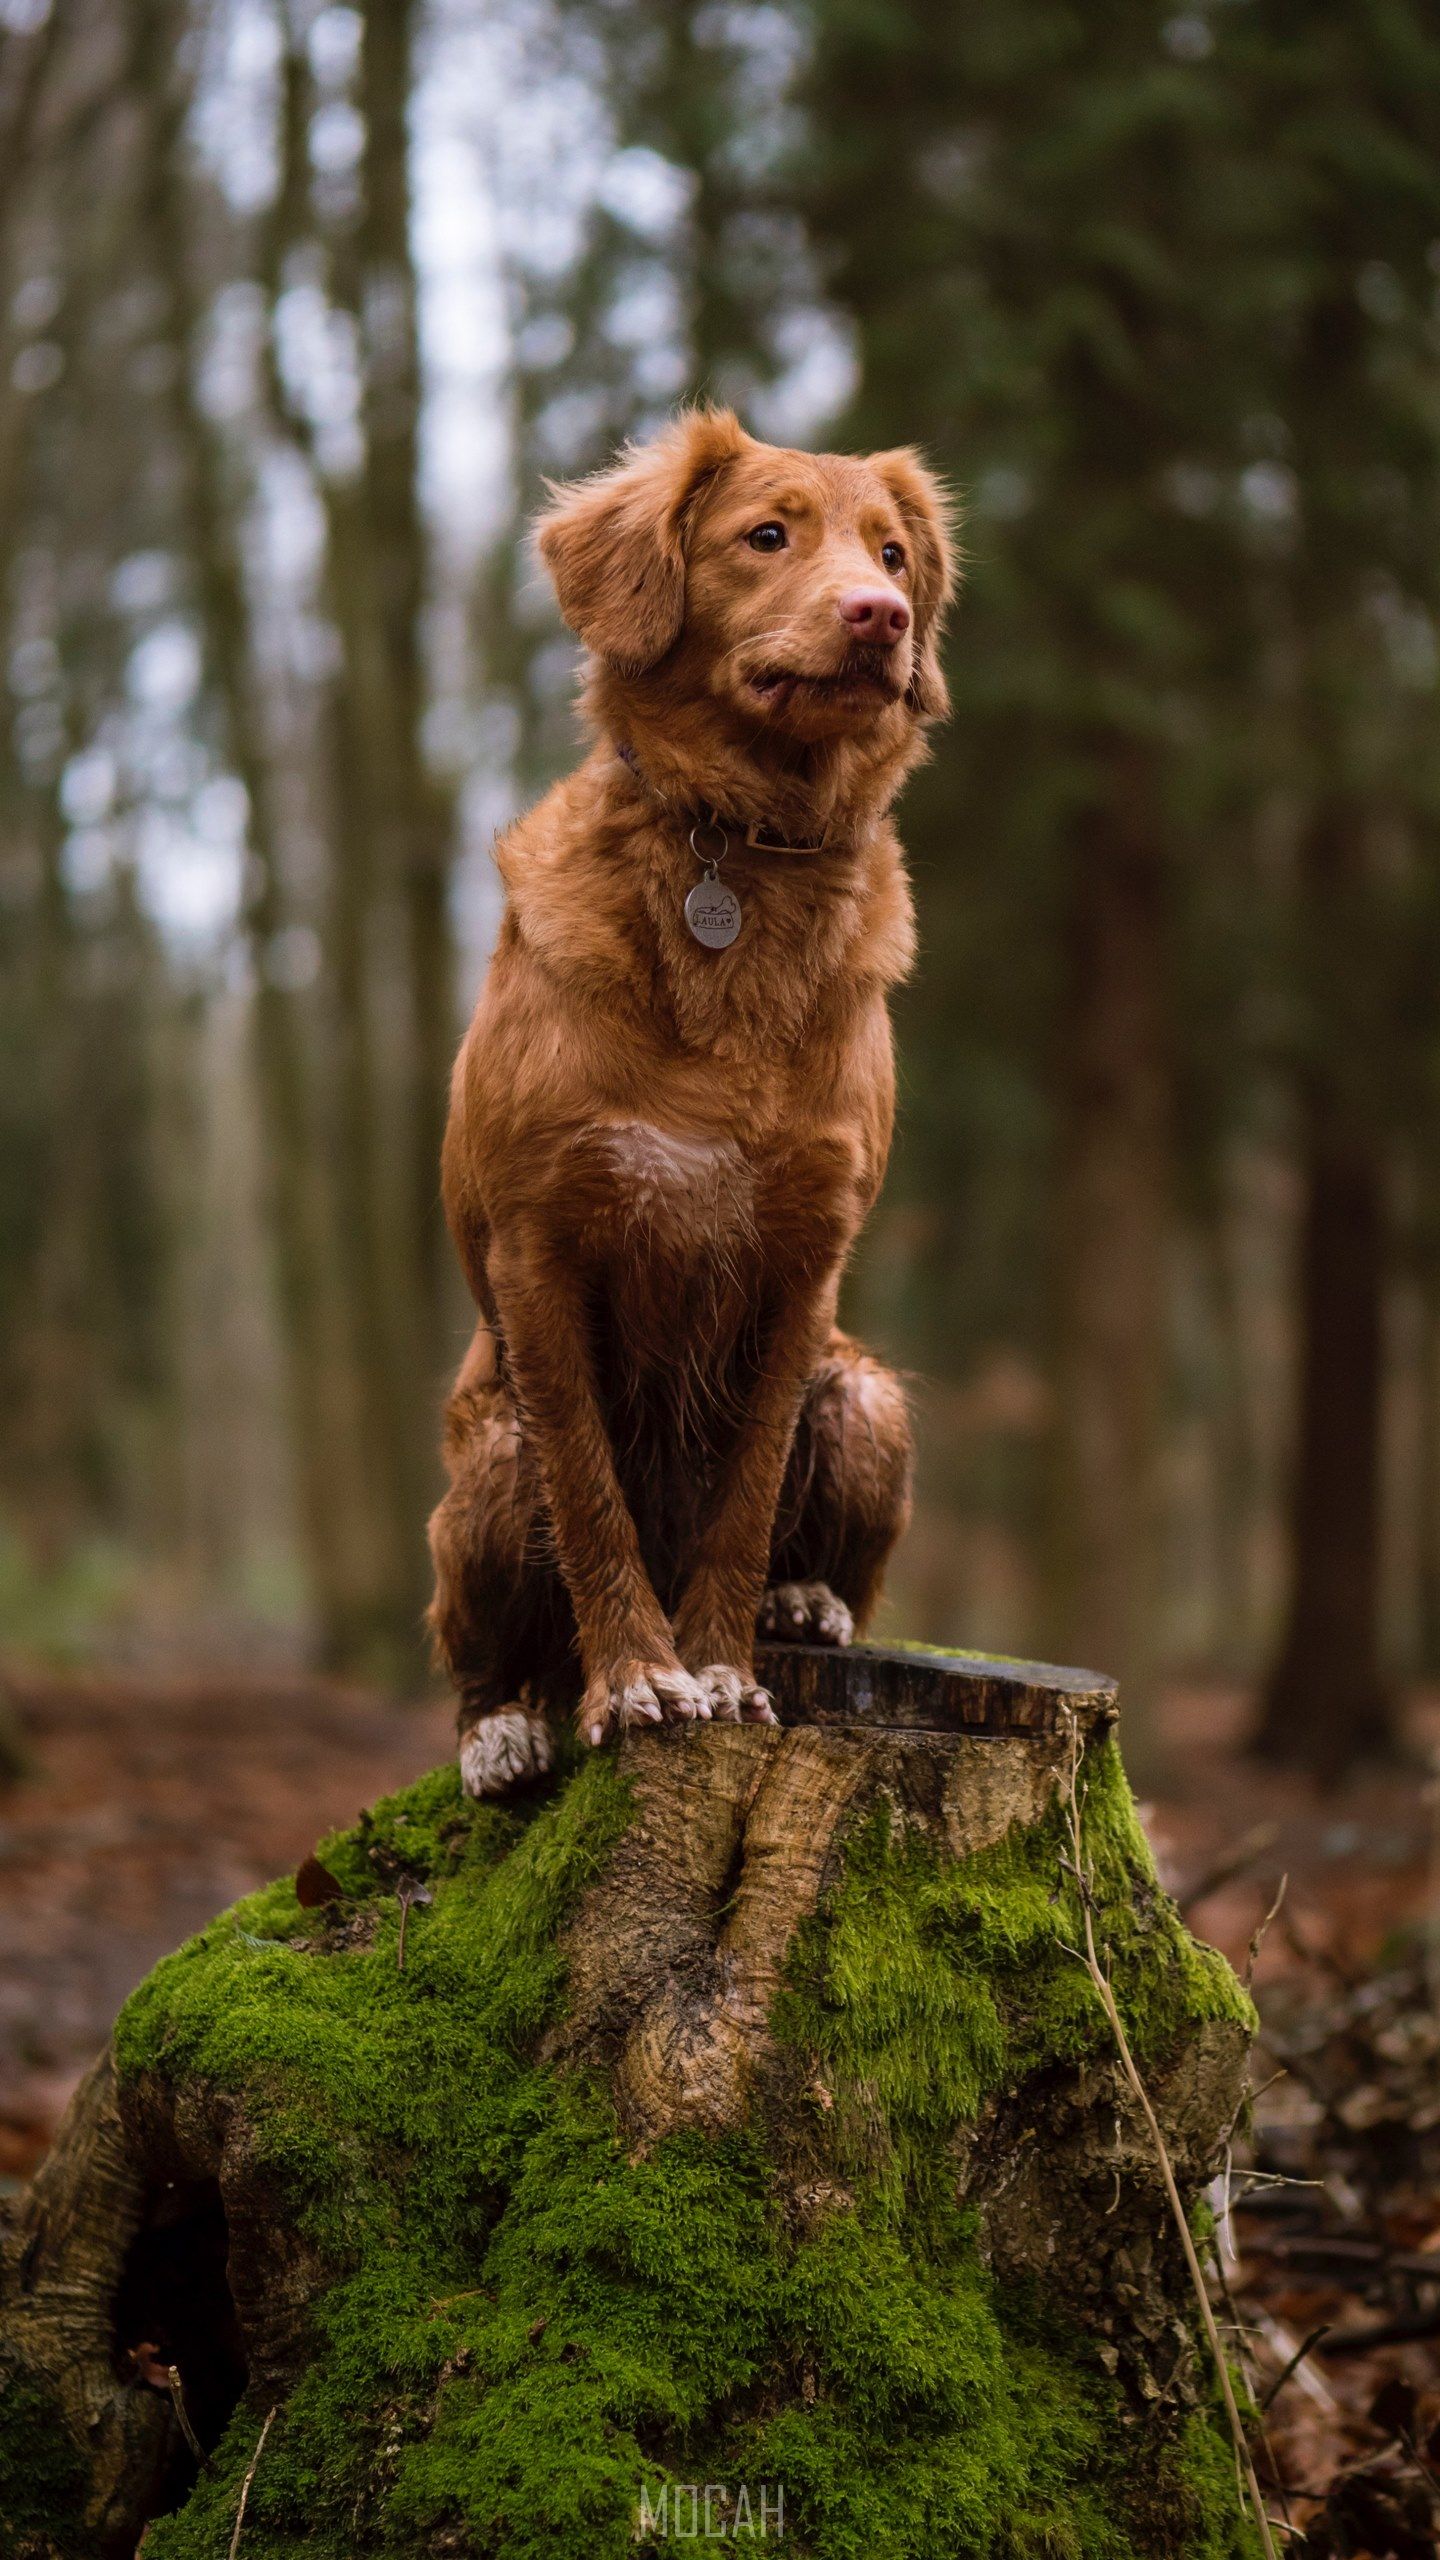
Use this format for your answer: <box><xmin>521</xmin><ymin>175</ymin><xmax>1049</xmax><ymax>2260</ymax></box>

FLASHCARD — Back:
<box><xmin>164</xmin><ymin>2363</ymin><xmax>207</xmax><ymax>2472</ymax></box>
<box><xmin>1257</xmin><ymin>2323</ymin><xmax>1331</xmax><ymax>2413</ymax></box>
<box><xmin>227</xmin><ymin>2405</ymin><xmax>277</xmax><ymax>2560</ymax></box>
<box><xmin>396</xmin><ymin>1877</ymin><xmax>433</xmax><ymax>1973</ymax></box>
<box><xmin>1245</xmin><ymin>1876</ymin><xmax>1289</xmax><ymax>1990</ymax></box>
<box><xmin>1057</xmin><ymin>1710</ymin><xmax>1281</xmax><ymax>2560</ymax></box>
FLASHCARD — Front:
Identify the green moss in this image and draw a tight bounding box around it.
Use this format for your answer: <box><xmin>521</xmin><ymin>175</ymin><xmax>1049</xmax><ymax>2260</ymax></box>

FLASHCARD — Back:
<box><xmin>17</xmin><ymin>1734</ymin><xmax>1257</xmax><ymax>2560</ymax></box>
<box><xmin>0</xmin><ymin>2368</ymin><xmax>89</xmax><ymax>2552</ymax></box>
<box><xmin>775</xmin><ymin>1736</ymin><xmax>1253</xmax><ymax>2225</ymax></box>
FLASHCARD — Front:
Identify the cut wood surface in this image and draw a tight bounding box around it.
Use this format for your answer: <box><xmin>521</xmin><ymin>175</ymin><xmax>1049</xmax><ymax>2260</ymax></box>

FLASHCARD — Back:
<box><xmin>756</xmin><ymin>1638</ymin><xmax>1118</xmax><ymax>1733</ymax></box>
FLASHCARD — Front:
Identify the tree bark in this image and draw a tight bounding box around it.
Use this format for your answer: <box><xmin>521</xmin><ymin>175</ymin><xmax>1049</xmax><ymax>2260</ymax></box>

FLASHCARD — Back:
<box><xmin>1255</xmin><ymin>1084</ymin><xmax>1393</xmax><ymax>1772</ymax></box>
<box><xmin>1046</xmin><ymin>756</ymin><xmax>1172</xmax><ymax>1777</ymax></box>
<box><xmin>1415</xmin><ymin>1266</ymin><xmax>1440</xmax><ymax>1678</ymax></box>
<box><xmin>128</xmin><ymin>0</ymin><xmax>382</xmax><ymax>1675</ymax></box>
<box><xmin>355</xmin><ymin>0</ymin><xmax>457</xmax><ymax>1379</ymax></box>
<box><xmin>245</xmin><ymin>0</ymin><xmax>454</xmax><ymax>1676</ymax></box>
<box><xmin>1255</xmin><ymin>804</ymin><xmax>1396</xmax><ymax>1775</ymax></box>
<box><xmin>0</xmin><ymin>1644</ymin><xmax>1252</xmax><ymax>2560</ymax></box>
<box><xmin>254</xmin><ymin>28</ymin><xmax>434</xmax><ymax>1681</ymax></box>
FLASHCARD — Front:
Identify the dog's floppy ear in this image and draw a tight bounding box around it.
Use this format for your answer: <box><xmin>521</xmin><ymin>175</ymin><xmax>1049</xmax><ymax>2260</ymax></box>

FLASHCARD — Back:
<box><xmin>536</xmin><ymin>408</ymin><xmax>752</xmax><ymax>674</ymax></box>
<box><xmin>871</xmin><ymin>447</ymin><xmax>958</xmax><ymax>720</ymax></box>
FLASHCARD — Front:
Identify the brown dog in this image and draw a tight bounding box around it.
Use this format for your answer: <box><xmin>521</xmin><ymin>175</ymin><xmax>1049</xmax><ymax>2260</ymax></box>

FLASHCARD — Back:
<box><xmin>428</xmin><ymin>407</ymin><xmax>955</xmax><ymax>1794</ymax></box>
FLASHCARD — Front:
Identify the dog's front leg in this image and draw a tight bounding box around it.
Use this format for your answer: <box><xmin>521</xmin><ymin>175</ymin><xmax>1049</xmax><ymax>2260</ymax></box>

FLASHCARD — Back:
<box><xmin>671</xmin><ymin>1279</ymin><xmax>839</xmax><ymax>1724</ymax></box>
<box><xmin>487</xmin><ymin>1233</ymin><xmax>708</xmax><ymax>1745</ymax></box>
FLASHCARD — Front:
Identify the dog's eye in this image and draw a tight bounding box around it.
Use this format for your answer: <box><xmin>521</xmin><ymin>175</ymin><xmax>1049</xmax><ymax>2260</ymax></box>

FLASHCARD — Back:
<box><xmin>747</xmin><ymin>522</ymin><xmax>788</xmax><ymax>552</ymax></box>
<box><xmin>882</xmin><ymin>540</ymin><xmax>906</xmax><ymax>573</ymax></box>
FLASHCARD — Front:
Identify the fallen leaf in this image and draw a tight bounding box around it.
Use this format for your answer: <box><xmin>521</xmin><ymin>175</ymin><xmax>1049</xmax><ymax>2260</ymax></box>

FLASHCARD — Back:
<box><xmin>296</xmin><ymin>1854</ymin><xmax>343</xmax><ymax>1909</ymax></box>
<box><xmin>1368</xmin><ymin>2376</ymin><xmax>1419</xmax><ymax>2442</ymax></box>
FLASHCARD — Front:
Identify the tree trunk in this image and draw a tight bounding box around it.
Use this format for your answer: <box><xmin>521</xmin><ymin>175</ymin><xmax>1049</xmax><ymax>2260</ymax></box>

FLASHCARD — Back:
<box><xmin>1415</xmin><ymin>1266</ymin><xmax>1440</xmax><ymax>1678</ymax></box>
<box><xmin>0</xmin><ymin>1644</ymin><xmax>1253</xmax><ymax>2560</ymax></box>
<box><xmin>355</xmin><ymin>0</ymin><xmax>457</xmax><ymax>1381</ymax></box>
<box><xmin>1255</xmin><ymin>1087</ymin><xmax>1393</xmax><ymax>1773</ymax></box>
<box><xmin>1195</xmin><ymin>1173</ymin><xmax>1266</xmax><ymax>1676</ymax></box>
<box><xmin>129</xmin><ymin>0</ymin><xmax>382</xmax><ymax>1676</ymax></box>
<box><xmin>1047</xmin><ymin>758</ymin><xmax>1172</xmax><ymax>1778</ymax></box>
<box><xmin>246</xmin><ymin>0</ymin><xmax>455</xmax><ymax>1678</ymax></box>
<box><xmin>312</xmin><ymin>475</ymin><xmax>434</xmax><ymax>1682</ymax></box>
<box><xmin>252</xmin><ymin>32</ymin><xmax>433</xmax><ymax>1685</ymax></box>
<box><xmin>1255</xmin><ymin>800</ymin><xmax>1395</xmax><ymax>1775</ymax></box>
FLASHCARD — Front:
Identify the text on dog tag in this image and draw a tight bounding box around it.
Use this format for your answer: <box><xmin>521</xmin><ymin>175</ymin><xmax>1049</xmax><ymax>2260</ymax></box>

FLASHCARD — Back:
<box><xmin>684</xmin><ymin>880</ymin><xmax>742</xmax><ymax>949</ymax></box>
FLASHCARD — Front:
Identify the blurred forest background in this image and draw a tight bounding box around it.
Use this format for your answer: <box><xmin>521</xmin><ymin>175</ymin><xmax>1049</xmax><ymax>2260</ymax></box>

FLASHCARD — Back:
<box><xmin>3</xmin><ymin>0</ymin><xmax>1440</xmax><ymax>1781</ymax></box>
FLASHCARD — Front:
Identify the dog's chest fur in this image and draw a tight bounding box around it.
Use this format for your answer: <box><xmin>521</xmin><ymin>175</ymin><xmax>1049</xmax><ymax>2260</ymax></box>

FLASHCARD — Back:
<box><xmin>641</xmin><ymin>841</ymin><xmax>883</xmax><ymax>1058</ymax></box>
<box><xmin>573</xmin><ymin>1119</ymin><xmax>755</xmax><ymax>1268</ymax></box>
<box><xmin>565</xmin><ymin>1100</ymin><xmax>861</xmax><ymax>1337</ymax></box>
<box><xmin>454</xmin><ymin>760</ymin><xmax>912</xmax><ymax>1387</ymax></box>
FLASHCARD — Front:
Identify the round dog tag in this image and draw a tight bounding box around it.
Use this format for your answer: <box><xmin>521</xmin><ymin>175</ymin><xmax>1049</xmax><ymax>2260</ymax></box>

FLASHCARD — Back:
<box><xmin>684</xmin><ymin>878</ymin><xmax>742</xmax><ymax>949</ymax></box>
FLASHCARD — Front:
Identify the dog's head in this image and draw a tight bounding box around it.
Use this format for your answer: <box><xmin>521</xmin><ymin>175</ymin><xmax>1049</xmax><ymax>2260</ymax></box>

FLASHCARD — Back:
<box><xmin>536</xmin><ymin>409</ymin><xmax>956</xmax><ymax>748</ymax></box>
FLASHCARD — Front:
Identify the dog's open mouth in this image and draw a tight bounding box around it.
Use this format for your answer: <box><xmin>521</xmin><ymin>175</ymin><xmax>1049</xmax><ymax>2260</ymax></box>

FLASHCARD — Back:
<box><xmin>748</xmin><ymin>650</ymin><xmax>900</xmax><ymax>707</ymax></box>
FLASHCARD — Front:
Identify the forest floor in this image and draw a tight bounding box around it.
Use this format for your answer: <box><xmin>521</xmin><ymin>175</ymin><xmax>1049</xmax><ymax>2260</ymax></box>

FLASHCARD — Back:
<box><xmin>0</xmin><ymin>1660</ymin><xmax>1435</xmax><ymax>2549</ymax></box>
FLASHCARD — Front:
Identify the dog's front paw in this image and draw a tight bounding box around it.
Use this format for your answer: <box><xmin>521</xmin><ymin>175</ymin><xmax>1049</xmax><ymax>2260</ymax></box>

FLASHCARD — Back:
<box><xmin>459</xmin><ymin>1706</ymin><xmax>555</xmax><ymax>1799</ymax></box>
<box><xmin>579</xmin><ymin>1659</ymin><xmax>709</xmax><ymax>1749</ymax></box>
<box><xmin>758</xmin><ymin>1581</ymin><xmax>855</xmax><ymax>1647</ymax></box>
<box><xmin>693</xmin><ymin>1663</ymin><xmax>778</xmax><ymax>1726</ymax></box>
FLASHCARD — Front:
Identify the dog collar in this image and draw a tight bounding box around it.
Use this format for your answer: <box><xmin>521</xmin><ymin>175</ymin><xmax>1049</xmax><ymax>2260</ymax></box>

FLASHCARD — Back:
<box><xmin>614</xmin><ymin>741</ymin><xmax>830</xmax><ymax>860</ymax></box>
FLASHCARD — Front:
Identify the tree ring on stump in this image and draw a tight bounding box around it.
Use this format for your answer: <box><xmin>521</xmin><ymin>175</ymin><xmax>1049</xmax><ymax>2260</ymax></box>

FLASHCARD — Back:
<box><xmin>755</xmin><ymin>1638</ymin><xmax>1119</xmax><ymax>1737</ymax></box>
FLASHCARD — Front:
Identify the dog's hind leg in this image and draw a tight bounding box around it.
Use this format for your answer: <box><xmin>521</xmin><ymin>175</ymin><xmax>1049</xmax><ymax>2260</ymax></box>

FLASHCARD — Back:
<box><xmin>427</xmin><ymin>1325</ymin><xmax>576</xmax><ymax>1796</ymax></box>
<box><xmin>761</xmin><ymin>1331</ymin><xmax>913</xmax><ymax>1647</ymax></box>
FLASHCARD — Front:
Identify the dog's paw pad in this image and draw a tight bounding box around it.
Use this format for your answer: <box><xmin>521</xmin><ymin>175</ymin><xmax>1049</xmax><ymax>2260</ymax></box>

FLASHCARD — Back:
<box><xmin>758</xmin><ymin>1582</ymin><xmax>855</xmax><ymax>1647</ymax></box>
<box><xmin>459</xmin><ymin>1708</ymin><xmax>555</xmax><ymax>1799</ymax></box>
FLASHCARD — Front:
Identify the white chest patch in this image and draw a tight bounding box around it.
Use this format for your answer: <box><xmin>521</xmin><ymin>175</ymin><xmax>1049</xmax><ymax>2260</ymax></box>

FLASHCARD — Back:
<box><xmin>582</xmin><ymin>1120</ymin><xmax>754</xmax><ymax>1253</ymax></box>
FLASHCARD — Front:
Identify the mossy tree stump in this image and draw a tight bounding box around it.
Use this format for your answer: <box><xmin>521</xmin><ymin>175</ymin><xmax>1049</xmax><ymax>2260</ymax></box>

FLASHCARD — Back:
<box><xmin>0</xmin><ymin>1647</ymin><xmax>1257</xmax><ymax>2559</ymax></box>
